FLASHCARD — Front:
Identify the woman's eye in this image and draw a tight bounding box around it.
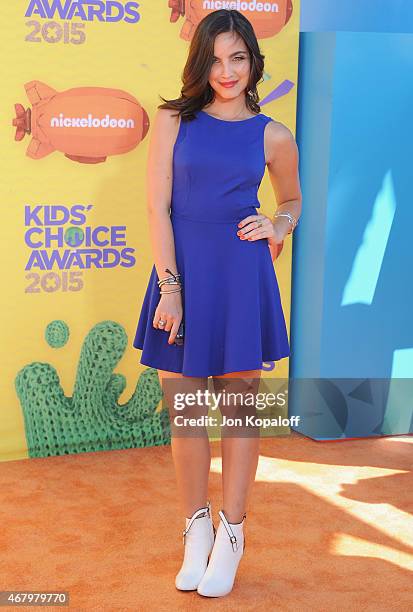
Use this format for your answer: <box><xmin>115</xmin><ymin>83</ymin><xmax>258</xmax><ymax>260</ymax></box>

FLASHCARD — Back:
<box><xmin>212</xmin><ymin>56</ymin><xmax>245</xmax><ymax>63</ymax></box>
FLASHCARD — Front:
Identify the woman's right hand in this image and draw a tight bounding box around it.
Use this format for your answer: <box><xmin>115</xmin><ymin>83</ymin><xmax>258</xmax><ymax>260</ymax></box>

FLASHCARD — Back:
<box><xmin>153</xmin><ymin>292</ymin><xmax>183</xmax><ymax>345</ymax></box>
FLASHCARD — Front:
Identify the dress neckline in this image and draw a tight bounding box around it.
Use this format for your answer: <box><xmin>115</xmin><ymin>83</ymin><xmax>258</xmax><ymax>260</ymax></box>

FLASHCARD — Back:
<box><xmin>199</xmin><ymin>109</ymin><xmax>262</xmax><ymax>123</ymax></box>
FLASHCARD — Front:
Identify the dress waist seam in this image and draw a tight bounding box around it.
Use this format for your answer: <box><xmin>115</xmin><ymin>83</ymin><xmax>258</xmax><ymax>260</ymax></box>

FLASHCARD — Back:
<box><xmin>170</xmin><ymin>210</ymin><xmax>257</xmax><ymax>224</ymax></box>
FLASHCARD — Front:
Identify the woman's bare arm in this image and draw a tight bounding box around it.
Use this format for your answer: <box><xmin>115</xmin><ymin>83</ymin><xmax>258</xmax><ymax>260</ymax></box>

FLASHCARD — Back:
<box><xmin>146</xmin><ymin>108</ymin><xmax>181</xmax><ymax>280</ymax></box>
<box><xmin>265</xmin><ymin>122</ymin><xmax>302</xmax><ymax>260</ymax></box>
<box><xmin>145</xmin><ymin>108</ymin><xmax>183</xmax><ymax>344</ymax></box>
<box><xmin>237</xmin><ymin>122</ymin><xmax>302</xmax><ymax>262</ymax></box>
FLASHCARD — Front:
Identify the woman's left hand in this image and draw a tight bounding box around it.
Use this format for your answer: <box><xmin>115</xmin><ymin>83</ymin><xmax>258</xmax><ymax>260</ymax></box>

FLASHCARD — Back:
<box><xmin>237</xmin><ymin>214</ymin><xmax>284</xmax><ymax>247</ymax></box>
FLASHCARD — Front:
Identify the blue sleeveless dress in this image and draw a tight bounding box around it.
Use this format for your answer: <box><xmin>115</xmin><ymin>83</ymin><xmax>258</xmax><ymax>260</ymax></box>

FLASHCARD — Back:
<box><xmin>133</xmin><ymin>109</ymin><xmax>290</xmax><ymax>376</ymax></box>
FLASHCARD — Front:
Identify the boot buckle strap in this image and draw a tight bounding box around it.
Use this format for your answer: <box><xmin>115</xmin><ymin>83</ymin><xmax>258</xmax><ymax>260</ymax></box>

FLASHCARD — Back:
<box><xmin>218</xmin><ymin>509</ymin><xmax>245</xmax><ymax>553</ymax></box>
<box><xmin>182</xmin><ymin>500</ymin><xmax>211</xmax><ymax>545</ymax></box>
<box><xmin>229</xmin><ymin>535</ymin><xmax>238</xmax><ymax>552</ymax></box>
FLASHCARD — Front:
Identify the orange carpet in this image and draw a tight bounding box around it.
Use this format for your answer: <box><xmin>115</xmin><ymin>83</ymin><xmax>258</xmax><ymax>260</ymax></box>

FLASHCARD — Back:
<box><xmin>1</xmin><ymin>431</ymin><xmax>412</xmax><ymax>611</ymax></box>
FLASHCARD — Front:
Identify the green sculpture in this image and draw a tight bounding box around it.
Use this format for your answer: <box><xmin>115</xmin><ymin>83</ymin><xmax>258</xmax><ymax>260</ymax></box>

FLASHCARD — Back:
<box><xmin>15</xmin><ymin>321</ymin><xmax>171</xmax><ymax>458</ymax></box>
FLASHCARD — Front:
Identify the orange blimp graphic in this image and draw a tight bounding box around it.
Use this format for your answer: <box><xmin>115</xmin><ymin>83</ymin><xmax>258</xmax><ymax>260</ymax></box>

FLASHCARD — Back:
<box><xmin>13</xmin><ymin>80</ymin><xmax>150</xmax><ymax>164</ymax></box>
<box><xmin>168</xmin><ymin>0</ymin><xmax>293</xmax><ymax>40</ymax></box>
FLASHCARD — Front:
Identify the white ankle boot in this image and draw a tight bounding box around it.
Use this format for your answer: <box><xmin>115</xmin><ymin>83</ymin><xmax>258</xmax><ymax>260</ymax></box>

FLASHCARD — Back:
<box><xmin>175</xmin><ymin>500</ymin><xmax>216</xmax><ymax>591</ymax></box>
<box><xmin>197</xmin><ymin>509</ymin><xmax>246</xmax><ymax>597</ymax></box>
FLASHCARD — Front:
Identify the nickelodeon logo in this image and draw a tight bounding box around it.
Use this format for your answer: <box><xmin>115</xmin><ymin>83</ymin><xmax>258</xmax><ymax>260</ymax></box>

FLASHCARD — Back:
<box><xmin>13</xmin><ymin>80</ymin><xmax>149</xmax><ymax>164</ymax></box>
<box><xmin>171</xmin><ymin>0</ymin><xmax>293</xmax><ymax>40</ymax></box>
<box><xmin>203</xmin><ymin>1</ymin><xmax>281</xmax><ymax>12</ymax></box>
<box><xmin>50</xmin><ymin>113</ymin><xmax>135</xmax><ymax>129</ymax></box>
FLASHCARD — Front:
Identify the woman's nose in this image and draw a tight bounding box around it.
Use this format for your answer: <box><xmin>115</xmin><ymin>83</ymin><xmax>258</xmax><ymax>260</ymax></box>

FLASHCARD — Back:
<box><xmin>220</xmin><ymin>62</ymin><xmax>234</xmax><ymax>78</ymax></box>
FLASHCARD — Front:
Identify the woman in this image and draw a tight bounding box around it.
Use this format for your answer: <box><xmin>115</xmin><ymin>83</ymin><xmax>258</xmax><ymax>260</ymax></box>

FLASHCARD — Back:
<box><xmin>133</xmin><ymin>9</ymin><xmax>302</xmax><ymax>598</ymax></box>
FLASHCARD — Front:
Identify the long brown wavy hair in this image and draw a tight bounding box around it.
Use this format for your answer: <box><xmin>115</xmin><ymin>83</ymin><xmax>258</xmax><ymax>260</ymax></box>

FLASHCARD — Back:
<box><xmin>158</xmin><ymin>10</ymin><xmax>265</xmax><ymax>121</ymax></box>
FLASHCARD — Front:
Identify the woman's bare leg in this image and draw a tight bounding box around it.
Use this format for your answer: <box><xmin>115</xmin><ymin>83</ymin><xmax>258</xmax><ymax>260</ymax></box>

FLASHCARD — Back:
<box><xmin>212</xmin><ymin>369</ymin><xmax>262</xmax><ymax>523</ymax></box>
<box><xmin>157</xmin><ymin>369</ymin><xmax>211</xmax><ymax>518</ymax></box>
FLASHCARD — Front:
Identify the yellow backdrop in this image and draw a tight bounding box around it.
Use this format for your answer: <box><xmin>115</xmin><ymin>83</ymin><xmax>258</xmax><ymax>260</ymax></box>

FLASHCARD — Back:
<box><xmin>0</xmin><ymin>1</ymin><xmax>300</xmax><ymax>461</ymax></box>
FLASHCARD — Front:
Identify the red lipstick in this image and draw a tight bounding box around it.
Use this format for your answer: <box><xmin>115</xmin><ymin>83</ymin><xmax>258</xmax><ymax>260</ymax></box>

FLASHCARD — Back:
<box><xmin>220</xmin><ymin>81</ymin><xmax>238</xmax><ymax>88</ymax></box>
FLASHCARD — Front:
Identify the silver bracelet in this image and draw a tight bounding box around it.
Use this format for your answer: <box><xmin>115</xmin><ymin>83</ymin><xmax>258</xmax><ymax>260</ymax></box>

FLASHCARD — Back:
<box><xmin>158</xmin><ymin>279</ymin><xmax>181</xmax><ymax>288</ymax></box>
<box><xmin>158</xmin><ymin>275</ymin><xmax>181</xmax><ymax>288</ymax></box>
<box><xmin>160</xmin><ymin>287</ymin><xmax>182</xmax><ymax>295</ymax></box>
<box><xmin>273</xmin><ymin>211</ymin><xmax>298</xmax><ymax>234</ymax></box>
<box><xmin>157</xmin><ymin>267</ymin><xmax>181</xmax><ymax>288</ymax></box>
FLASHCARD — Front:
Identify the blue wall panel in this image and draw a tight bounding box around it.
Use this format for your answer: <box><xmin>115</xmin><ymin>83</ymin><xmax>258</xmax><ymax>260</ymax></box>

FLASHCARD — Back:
<box><xmin>291</xmin><ymin>27</ymin><xmax>413</xmax><ymax>439</ymax></box>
